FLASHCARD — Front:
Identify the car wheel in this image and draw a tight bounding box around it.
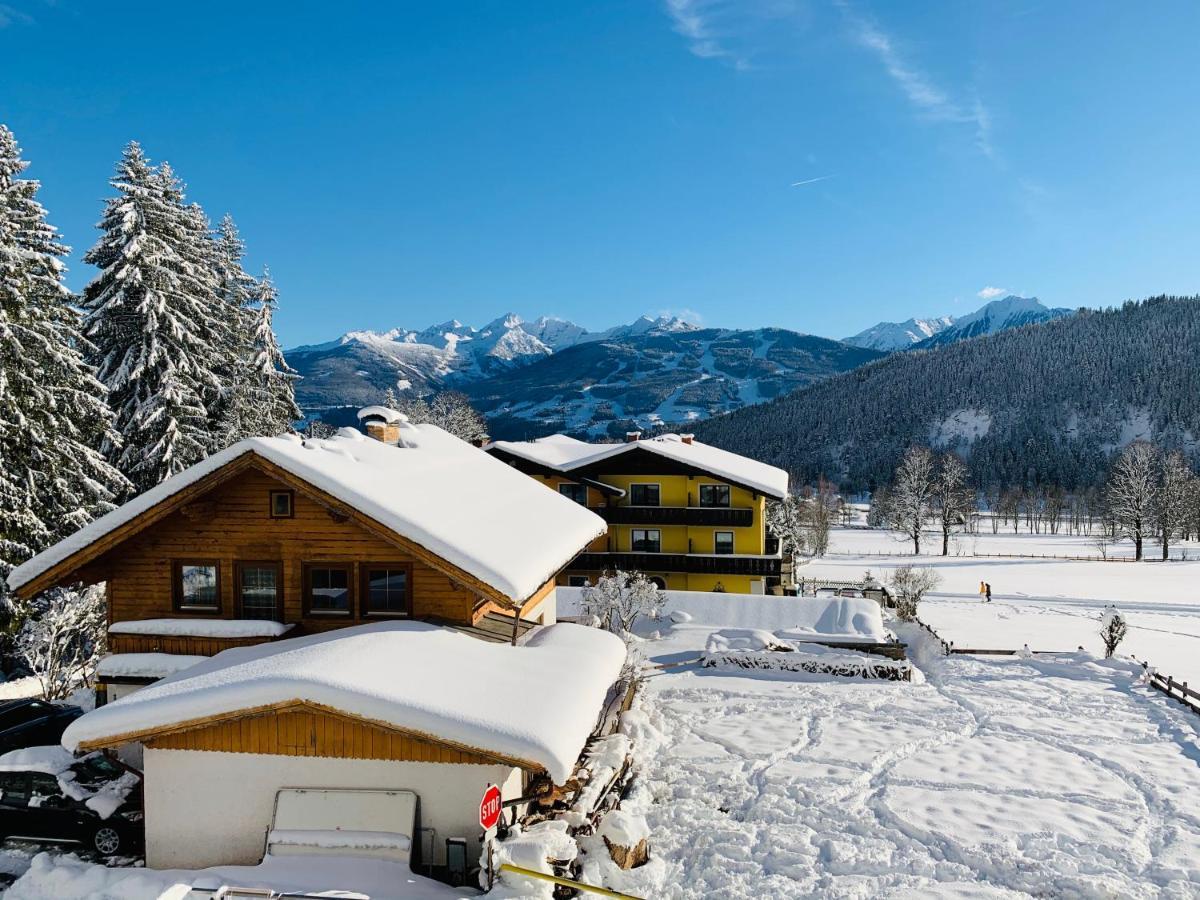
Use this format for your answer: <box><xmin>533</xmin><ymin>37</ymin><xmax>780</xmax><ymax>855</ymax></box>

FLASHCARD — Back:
<box><xmin>91</xmin><ymin>825</ymin><xmax>122</xmax><ymax>856</ymax></box>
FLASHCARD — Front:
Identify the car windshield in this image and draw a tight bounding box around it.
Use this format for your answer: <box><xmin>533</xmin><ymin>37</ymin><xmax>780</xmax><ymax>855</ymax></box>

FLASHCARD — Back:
<box><xmin>71</xmin><ymin>755</ymin><xmax>124</xmax><ymax>784</ymax></box>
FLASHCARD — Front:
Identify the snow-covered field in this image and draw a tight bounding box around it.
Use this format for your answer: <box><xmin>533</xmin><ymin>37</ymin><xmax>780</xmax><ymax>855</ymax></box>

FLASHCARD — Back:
<box><xmin>805</xmin><ymin>527</ymin><xmax>1200</xmax><ymax>684</ymax></box>
<box><xmin>612</xmin><ymin>621</ymin><xmax>1200</xmax><ymax>898</ymax></box>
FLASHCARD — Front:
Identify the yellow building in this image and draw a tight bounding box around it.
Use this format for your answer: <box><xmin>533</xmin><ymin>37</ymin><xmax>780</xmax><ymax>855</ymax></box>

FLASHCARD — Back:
<box><xmin>487</xmin><ymin>432</ymin><xmax>789</xmax><ymax>594</ymax></box>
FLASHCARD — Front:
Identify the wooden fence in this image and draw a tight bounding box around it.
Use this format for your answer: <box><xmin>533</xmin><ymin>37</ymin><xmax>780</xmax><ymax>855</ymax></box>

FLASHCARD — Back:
<box><xmin>1143</xmin><ymin>668</ymin><xmax>1200</xmax><ymax>716</ymax></box>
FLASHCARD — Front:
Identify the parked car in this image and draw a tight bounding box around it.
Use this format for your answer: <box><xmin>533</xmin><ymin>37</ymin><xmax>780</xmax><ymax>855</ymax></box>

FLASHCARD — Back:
<box><xmin>0</xmin><ymin>699</ymin><xmax>83</xmax><ymax>755</ymax></box>
<box><xmin>0</xmin><ymin>747</ymin><xmax>143</xmax><ymax>856</ymax></box>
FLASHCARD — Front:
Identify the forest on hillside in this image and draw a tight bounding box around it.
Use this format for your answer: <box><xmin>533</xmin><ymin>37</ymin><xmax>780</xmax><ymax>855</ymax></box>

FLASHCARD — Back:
<box><xmin>691</xmin><ymin>296</ymin><xmax>1200</xmax><ymax>492</ymax></box>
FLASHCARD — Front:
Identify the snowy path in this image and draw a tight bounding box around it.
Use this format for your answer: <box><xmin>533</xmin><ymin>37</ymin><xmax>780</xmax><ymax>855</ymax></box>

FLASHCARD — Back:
<box><xmin>618</xmin><ymin>627</ymin><xmax>1200</xmax><ymax>898</ymax></box>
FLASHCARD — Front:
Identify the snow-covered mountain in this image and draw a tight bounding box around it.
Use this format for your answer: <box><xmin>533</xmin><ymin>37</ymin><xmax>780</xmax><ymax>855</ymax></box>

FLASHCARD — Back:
<box><xmin>913</xmin><ymin>296</ymin><xmax>1072</xmax><ymax>349</ymax></box>
<box><xmin>288</xmin><ymin>313</ymin><xmax>883</xmax><ymax>435</ymax></box>
<box><xmin>845</xmin><ymin>296</ymin><xmax>1072</xmax><ymax>352</ymax></box>
<box><xmin>844</xmin><ymin>315</ymin><xmax>956</xmax><ymax>351</ymax></box>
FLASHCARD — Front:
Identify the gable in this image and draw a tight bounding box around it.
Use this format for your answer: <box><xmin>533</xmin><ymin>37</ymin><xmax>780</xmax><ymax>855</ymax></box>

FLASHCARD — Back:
<box><xmin>17</xmin><ymin>453</ymin><xmax>512</xmax><ymax>609</ymax></box>
<box><xmin>93</xmin><ymin>700</ymin><xmax>541</xmax><ymax>771</ymax></box>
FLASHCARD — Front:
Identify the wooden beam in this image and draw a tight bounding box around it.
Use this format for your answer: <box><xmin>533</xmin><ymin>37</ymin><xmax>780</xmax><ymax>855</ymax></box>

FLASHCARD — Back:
<box><xmin>77</xmin><ymin>697</ymin><xmax>544</xmax><ymax>772</ymax></box>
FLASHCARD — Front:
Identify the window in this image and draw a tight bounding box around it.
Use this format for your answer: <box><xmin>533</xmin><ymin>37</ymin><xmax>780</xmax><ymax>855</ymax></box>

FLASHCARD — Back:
<box><xmin>29</xmin><ymin>774</ymin><xmax>63</xmax><ymax>808</ymax></box>
<box><xmin>362</xmin><ymin>564</ymin><xmax>411</xmax><ymax>616</ymax></box>
<box><xmin>649</xmin><ymin>576</ymin><xmax>667</xmax><ymax>590</ymax></box>
<box><xmin>236</xmin><ymin>562</ymin><xmax>282</xmax><ymax>621</ymax></box>
<box><xmin>558</xmin><ymin>483</ymin><xmax>588</xmax><ymax>505</ymax></box>
<box><xmin>270</xmin><ymin>490</ymin><xmax>294</xmax><ymax>518</ymax></box>
<box><xmin>629</xmin><ymin>484</ymin><xmax>660</xmax><ymax>507</ymax></box>
<box><xmin>173</xmin><ymin>561</ymin><xmax>221</xmax><ymax>612</ymax></box>
<box><xmin>631</xmin><ymin>529</ymin><xmax>661</xmax><ymax>553</ymax></box>
<box><xmin>0</xmin><ymin>773</ymin><xmax>28</xmax><ymax>807</ymax></box>
<box><xmin>568</xmin><ymin>576</ymin><xmax>589</xmax><ymax>588</ymax></box>
<box><xmin>303</xmin><ymin>564</ymin><xmax>352</xmax><ymax>615</ymax></box>
<box><xmin>714</xmin><ymin>531</ymin><xmax>735</xmax><ymax>554</ymax></box>
<box><xmin>699</xmin><ymin>484</ymin><xmax>731</xmax><ymax>508</ymax></box>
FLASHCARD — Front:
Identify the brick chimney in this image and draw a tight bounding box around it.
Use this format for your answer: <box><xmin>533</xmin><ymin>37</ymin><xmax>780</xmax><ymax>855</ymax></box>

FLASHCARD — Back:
<box><xmin>680</xmin><ymin>433</ymin><xmax>695</xmax><ymax>445</ymax></box>
<box><xmin>625</xmin><ymin>431</ymin><xmax>642</xmax><ymax>443</ymax></box>
<box><xmin>356</xmin><ymin>406</ymin><xmax>406</xmax><ymax>445</ymax></box>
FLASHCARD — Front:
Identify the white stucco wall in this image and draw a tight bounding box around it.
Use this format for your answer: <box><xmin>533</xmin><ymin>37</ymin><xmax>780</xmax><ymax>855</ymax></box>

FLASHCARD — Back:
<box><xmin>142</xmin><ymin>748</ymin><xmax>523</xmax><ymax>870</ymax></box>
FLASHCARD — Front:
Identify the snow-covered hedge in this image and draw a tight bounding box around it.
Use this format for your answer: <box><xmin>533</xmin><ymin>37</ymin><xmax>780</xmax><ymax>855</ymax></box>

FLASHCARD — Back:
<box><xmin>700</xmin><ymin>645</ymin><xmax>916</xmax><ymax>682</ymax></box>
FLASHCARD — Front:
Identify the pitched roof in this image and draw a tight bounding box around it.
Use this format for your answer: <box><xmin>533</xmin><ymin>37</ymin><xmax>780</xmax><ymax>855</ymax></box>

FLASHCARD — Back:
<box><xmin>8</xmin><ymin>424</ymin><xmax>606</xmax><ymax>603</ymax></box>
<box><xmin>489</xmin><ymin>433</ymin><xmax>789</xmax><ymax>498</ymax></box>
<box><xmin>63</xmin><ymin>621</ymin><xmax>627</xmax><ymax>784</ymax></box>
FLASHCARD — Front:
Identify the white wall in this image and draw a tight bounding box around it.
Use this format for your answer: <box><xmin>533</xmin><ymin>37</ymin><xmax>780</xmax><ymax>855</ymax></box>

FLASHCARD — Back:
<box><xmin>143</xmin><ymin>748</ymin><xmax>523</xmax><ymax>870</ymax></box>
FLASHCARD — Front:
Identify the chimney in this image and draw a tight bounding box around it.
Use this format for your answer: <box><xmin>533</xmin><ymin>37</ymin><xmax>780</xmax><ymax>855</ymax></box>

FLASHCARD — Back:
<box><xmin>680</xmin><ymin>433</ymin><xmax>694</xmax><ymax>445</ymax></box>
<box><xmin>356</xmin><ymin>406</ymin><xmax>407</xmax><ymax>445</ymax></box>
<box><xmin>625</xmin><ymin>431</ymin><xmax>642</xmax><ymax>443</ymax></box>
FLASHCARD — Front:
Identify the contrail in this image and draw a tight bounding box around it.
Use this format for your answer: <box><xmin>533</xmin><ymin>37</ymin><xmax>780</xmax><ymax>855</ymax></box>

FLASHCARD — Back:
<box><xmin>791</xmin><ymin>175</ymin><xmax>835</xmax><ymax>187</ymax></box>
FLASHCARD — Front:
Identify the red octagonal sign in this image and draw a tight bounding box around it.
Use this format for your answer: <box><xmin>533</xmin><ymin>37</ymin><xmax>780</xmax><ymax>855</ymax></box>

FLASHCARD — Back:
<box><xmin>479</xmin><ymin>783</ymin><xmax>502</xmax><ymax>830</ymax></box>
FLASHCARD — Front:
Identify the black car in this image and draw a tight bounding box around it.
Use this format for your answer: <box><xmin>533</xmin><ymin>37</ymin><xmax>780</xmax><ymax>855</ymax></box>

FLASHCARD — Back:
<box><xmin>0</xmin><ymin>699</ymin><xmax>83</xmax><ymax>755</ymax></box>
<box><xmin>0</xmin><ymin>750</ymin><xmax>143</xmax><ymax>856</ymax></box>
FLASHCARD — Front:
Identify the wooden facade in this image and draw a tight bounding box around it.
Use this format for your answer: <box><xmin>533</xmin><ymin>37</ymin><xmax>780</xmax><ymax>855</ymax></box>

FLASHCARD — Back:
<box><xmin>129</xmin><ymin>702</ymin><xmax>533</xmax><ymax>769</ymax></box>
<box><xmin>13</xmin><ymin>453</ymin><xmax>564</xmax><ymax>655</ymax></box>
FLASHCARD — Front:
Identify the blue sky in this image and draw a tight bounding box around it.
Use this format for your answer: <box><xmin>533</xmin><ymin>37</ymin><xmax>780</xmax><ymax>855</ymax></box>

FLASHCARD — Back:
<box><xmin>3</xmin><ymin>1</ymin><xmax>1198</xmax><ymax>347</ymax></box>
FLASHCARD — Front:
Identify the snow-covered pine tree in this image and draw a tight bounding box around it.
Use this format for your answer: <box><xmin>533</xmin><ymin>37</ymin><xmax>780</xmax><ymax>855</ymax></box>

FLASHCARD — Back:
<box><xmin>208</xmin><ymin>213</ymin><xmax>258</xmax><ymax>436</ymax></box>
<box><xmin>248</xmin><ymin>267</ymin><xmax>301</xmax><ymax>434</ymax></box>
<box><xmin>81</xmin><ymin>144</ymin><xmax>225</xmax><ymax>492</ymax></box>
<box><xmin>0</xmin><ymin>125</ymin><xmax>128</xmax><ymax>611</ymax></box>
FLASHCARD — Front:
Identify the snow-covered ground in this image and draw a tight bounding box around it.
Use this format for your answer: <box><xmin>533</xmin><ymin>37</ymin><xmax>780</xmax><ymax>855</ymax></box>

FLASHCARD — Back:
<box><xmin>804</xmin><ymin>527</ymin><xmax>1200</xmax><ymax>684</ymax></box>
<box><xmin>608</xmin><ymin>620</ymin><xmax>1200</xmax><ymax>898</ymax></box>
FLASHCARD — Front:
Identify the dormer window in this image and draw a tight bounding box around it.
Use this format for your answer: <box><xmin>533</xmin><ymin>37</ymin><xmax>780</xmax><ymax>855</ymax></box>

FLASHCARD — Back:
<box><xmin>270</xmin><ymin>490</ymin><xmax>294</xmax><ymax>518</ymax></box>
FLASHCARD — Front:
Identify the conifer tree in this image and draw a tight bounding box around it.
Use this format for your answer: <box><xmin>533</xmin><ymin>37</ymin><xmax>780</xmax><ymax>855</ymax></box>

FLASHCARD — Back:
<box><xmin>81</xmin><ymin>143</ymin><xmax>225</xmax><ymax>492</ymax></box>
<box><xmin>0</xmin><ymin>125</ymin><xmax>127</xmax><ymax>599</ymax></box>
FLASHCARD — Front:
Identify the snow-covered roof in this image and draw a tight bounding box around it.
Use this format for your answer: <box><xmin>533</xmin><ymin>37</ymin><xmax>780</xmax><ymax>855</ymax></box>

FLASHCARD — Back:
<box><xmin>489</xmin><ymin>433</ymin><xmax>789</xmax><ymax>498</ymax></box>
<box><xmin>98</xmin><ymin>653</ymin><xmax>208</xmax><ymax>680</ymax></box>
<box><xmin>109</xmin><ymin>619</ymin><xmax>293</xmax><ymax>639</ymax></box>
<box><xmin>63</xmin><ymin>621</ymin><xmax>626</xmax><ymax>784</ymax></box>
<box><xmin>9</xmin><ymin>424</ymin><xmax>607</xmax><ymax>603</ymax></box>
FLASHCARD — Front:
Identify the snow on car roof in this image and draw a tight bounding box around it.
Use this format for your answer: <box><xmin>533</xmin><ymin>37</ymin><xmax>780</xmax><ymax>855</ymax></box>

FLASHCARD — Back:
<box><xmin>0</xmin><ymin>745</ymin><xmax>79</xmax><ymax>775</ymax></box>
<box><xmin>63</xmin><ymin>621</ymin><xmax>627</xmax><ymax>785</ymax></box>
<box><xmin>489</xmin><ymin>433</ymin><xmax>789</xmax><ymax>498</ymax></box>
<box><xmin>8</xmin><ymin>423</ymin><xmax>607</xmax><ymax>603</ymax></box>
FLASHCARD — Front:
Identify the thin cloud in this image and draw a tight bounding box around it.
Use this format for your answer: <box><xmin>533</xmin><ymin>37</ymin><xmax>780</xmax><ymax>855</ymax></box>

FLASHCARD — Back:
<box><xmin>978</xmin><ymin>286</ymin><xmax>1007</xmax><ymax>300</ymax></box>
<box><xmin>791</xmin><ymin>175</ymin><xmax>835</xmax><ymax>187</ymax></box>
<box><xmin>839</xmin><ymin>2</ymin><xmax>994</xmax><ymax>160</ymax></box>
<box><xmin>664</xmin><ymin>0</ymin><xmax>745</xmax><ymax>67</ymax></box>
<box><xmin>0</xmin><ymin>4</ymin><xmax>35</xmax><ymax>27</ymax></box>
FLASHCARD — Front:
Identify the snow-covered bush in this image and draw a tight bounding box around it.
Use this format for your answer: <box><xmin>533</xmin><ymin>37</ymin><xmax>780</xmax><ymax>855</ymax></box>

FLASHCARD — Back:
<box><xmin>888</xmin><ymin>565</ymin><xmax>940</xmax><ymax>622</ymax></box>
<box><xmin>17</xmin><ymin>585</ymin><xmax>106</xmax><ymax>700</ymax></box>
<box><xmin>1100</xmin><ymin>606</ymin><xmax>1128</xmax><ymax>659</ymax></box>
<box><xmin>580</xmin><ymin>570</ymin><xmax>665</xmax><ymax>636</ymax></box>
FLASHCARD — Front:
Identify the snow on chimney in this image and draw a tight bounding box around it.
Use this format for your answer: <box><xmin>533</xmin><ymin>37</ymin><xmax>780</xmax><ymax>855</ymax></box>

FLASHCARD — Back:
<box><xmin>625</xmin><ymin>431</ymin><xmax>642</xmax><ymax>443</ymax></box>
<box><xmin>680</xmin><ymin>433</ymin><xmax>694</xmax><ymax>445</ymax></box>
<box><xmin>356</xmin><ymin>406</ymin><xmax>407</xmax><ymax>445</ymax></box>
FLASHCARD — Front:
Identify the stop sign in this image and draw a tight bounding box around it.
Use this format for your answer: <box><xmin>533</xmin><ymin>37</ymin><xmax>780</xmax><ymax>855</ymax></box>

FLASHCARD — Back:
<box><xmin>479</xmin><ymin>783</ymin><xmax>502</xmax><ymax>830</ymax></box>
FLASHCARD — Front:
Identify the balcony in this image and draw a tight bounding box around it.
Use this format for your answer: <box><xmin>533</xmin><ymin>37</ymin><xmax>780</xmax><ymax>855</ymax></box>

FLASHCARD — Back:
<box><xmin>572</xmin><ymin>551</ymin><xmax>782</xmax><ymax>577</ymax></box>
<box><xmin>591</xmin><ymin>505</ymin><xmax>754</xmax><ymax>527</ymax></box>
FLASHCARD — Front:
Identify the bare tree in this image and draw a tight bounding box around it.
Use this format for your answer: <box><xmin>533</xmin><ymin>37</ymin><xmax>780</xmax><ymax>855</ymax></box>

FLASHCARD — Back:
<box><xmin>887</xmin><ymin>447</ymin><xmax>936</xmax><ymax>554</ymax></box>
<box><xmin>808</xmin><ymin>478</ymin><xmax>837</xmax><ymax>558</ymax></box>
<box><xmin>1156</xmin><ymin>450</ymin><xmax>1195</xmax><ymax>561</ymax></box>
<box><xmin>1106</xmin><ymin>441</ymin><xmax>1160</xmax><ymax>560</ymax></box>
<box><xmin>390</xmin><ymin>390</ymin><xmax>489</xmax><ymax>444</ymax></box>
<box><xmin>579</xmin><ymin>570</ymin><xmax>666</xmax><ymax>636</ymax></box>
<box><xmin>1100</xmin><ymin>606</ymin><xmax>1127</xmax><ymax>658</ymax></box>
<box><xmin>889</xmin><ymin>565</ymin><xmax>941</xmax><ymax>622</ymax></box>
<box><xmin>932</xmin><ymin>453</ymin><xmax>974</xmax><ymax>556</ymax></box>
<box><xmin>17</xmin><ymin>585</ymin><xmax>106</xmax><ymax>700</ymax></box>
